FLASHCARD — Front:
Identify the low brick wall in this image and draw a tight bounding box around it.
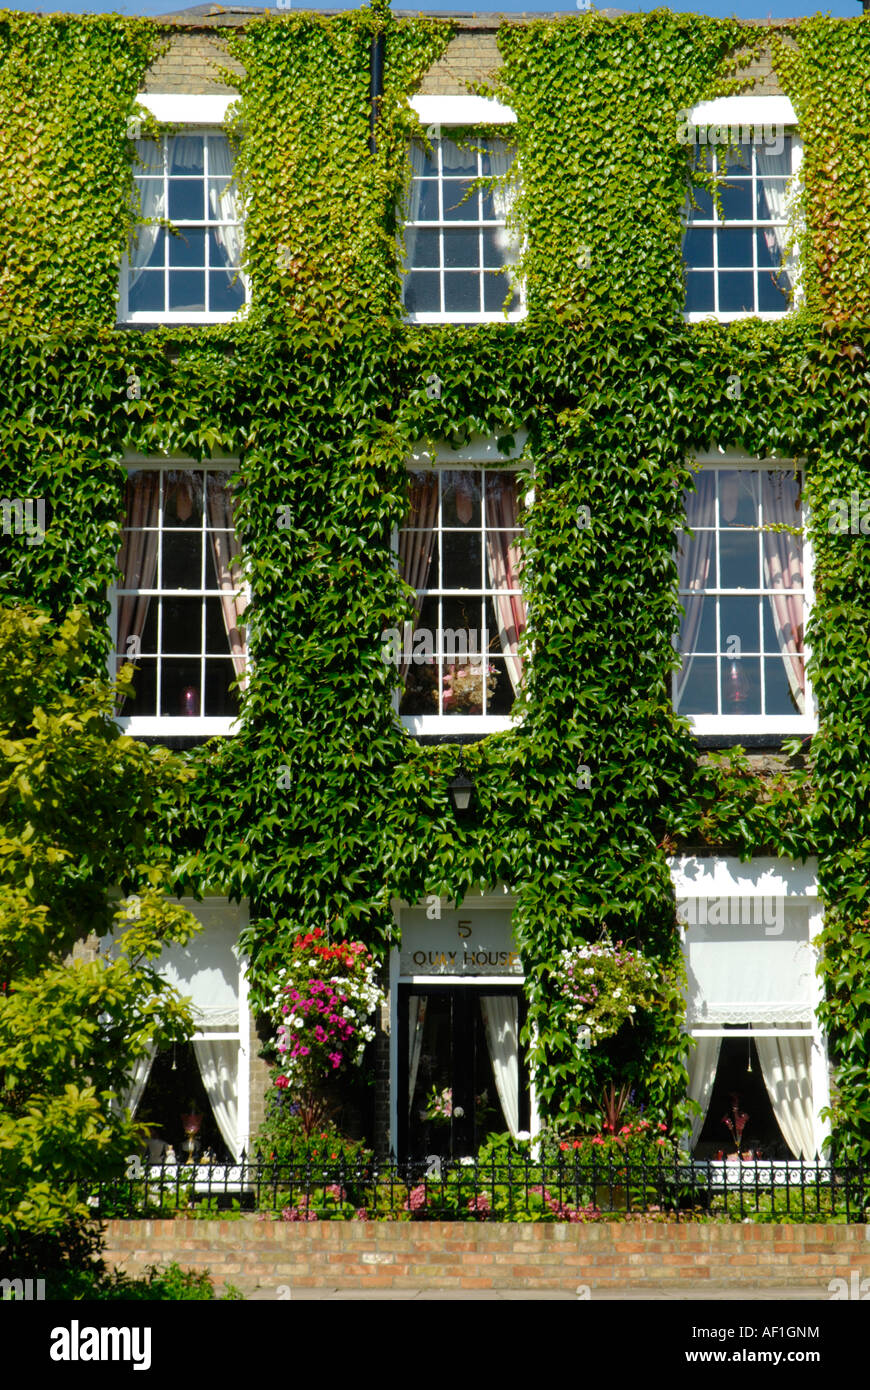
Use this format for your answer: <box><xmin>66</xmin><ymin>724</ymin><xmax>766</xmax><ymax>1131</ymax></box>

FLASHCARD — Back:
<box><xmin>101</xmin><ymin>1219</ymin><xmax>870</xmax><ymax>1295</ymax></box>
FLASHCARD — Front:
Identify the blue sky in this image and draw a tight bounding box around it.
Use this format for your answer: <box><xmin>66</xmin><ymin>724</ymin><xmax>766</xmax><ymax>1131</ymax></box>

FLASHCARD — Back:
<box><xmin>1</xmin><ymin>2</ymin><xmax>859</xmax><ymax>18</ymax></box>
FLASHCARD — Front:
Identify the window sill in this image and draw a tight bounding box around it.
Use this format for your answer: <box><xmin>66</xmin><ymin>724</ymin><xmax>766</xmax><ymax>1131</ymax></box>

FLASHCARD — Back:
<box><xmin>684</xmin><ymin>311</ymin><xmax>792</xmax><ymax>324</ymax></box>
<box><xmin>405</xmin><ymin>312</ymin><xmax>525</xmax><ymax>325</ymax></box>
<box><xmin>117</xmin><ymin>312</ymin><xmax>247</xmax><ymax>326</ymax></box>
<box><xmin>401</xmin><ymin>715</ymin><xmax>517</xmax><ymax>736</ymax></box>
<box><xmin>685</xmin><ymin>716</ymin><xmax>816</xmax><ymax>737</ymax></box>
<box><xmin>115</xmin><ymin>716</ymin><xmax>240</xmax><ymax>737</ymax></box>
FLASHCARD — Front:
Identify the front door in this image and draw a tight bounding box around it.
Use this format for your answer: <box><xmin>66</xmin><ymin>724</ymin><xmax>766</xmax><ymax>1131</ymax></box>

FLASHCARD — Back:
<box><xmin>397</xmin><ymin>985</ymin><xmax>529</xmax><ymax>1161</ymax></box>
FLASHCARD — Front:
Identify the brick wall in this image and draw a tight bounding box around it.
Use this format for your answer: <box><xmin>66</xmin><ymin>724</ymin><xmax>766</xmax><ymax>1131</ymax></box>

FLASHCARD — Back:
<box><xmin>102</xmin><ymin>1218</ymin><xmax>870</xmax><ymax>1295</ymax></box>
<box><xmin>142</xmin><ymin>30</ymin><xmax>244</xmax><ymax>95</ymax></box>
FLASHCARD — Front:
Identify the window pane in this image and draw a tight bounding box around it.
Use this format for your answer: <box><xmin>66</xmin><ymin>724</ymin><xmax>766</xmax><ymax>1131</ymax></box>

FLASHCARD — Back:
<box><xmin>757</xmin><ymin>270</ymin><xmax>790</xmax><ymax>311</ymax></box>
<box><xmin>756</xmin><ymin>180</ymin><xmax>788</xmax><ymax>220</ymax></box>
<box><xmin>161</xmin><ymin>597</ymin><xmax>203</xmax><ymax>654</ymax></box>
<box><xmin>135</xmin><ymin>140</ymin><xmax>162</xmax><ymax>174</ymax></box>
<box><xmin>404</xmin><ymin>272</ymin><xmax>440</xmax><ymax>314</ymax></box>
<box><xmin>676</xmin><ymin>594</ymin><xmax>716</xmax><ymax>654</ymax></box>
<box><xmin>718</xmin><ymin>227</ymin><xmax>753</xmax><ymax>268</ymax></box>
<box><xmin>206</xmin><ymin>599</ymin><xmax>231</xmax><ymax>653</ymax></box>
<box><xmin>441</xmin><ymin>140</ymin><xmax>477</xmax><ymax>176</ymax></box>
<box><xmin>121</xmin><ymin>658</ymin><xmax>157</xmax><ymax>713</ymax></box>
<box><xmin>686</xmin><ymin>186</ymin><xmax>714</xmax><ymax>220</ymax></box>
<box><xmin>162</xmin><ymin>532</ymin><xmax>202</xmax><ymax>589</ymax></box>
<box><xmin>719</xmin><ymin>530</ymin><xmax>759</xmax><ymax>589</ymax></box>
<box><xmin>443</xmin><ymin>228</ymin><xmax>480</xmax><ymax>269</ymax></box>
<box><xmin>720</xmin><ymin>656</ymin><xmax>761</xmax><ymax>714</ymax></box>
<box><xmin>128</xmin><ymin>270</ymin><xmax>164</xmax><ymax>314</ymax></box>
<box><xmin>169</xmin><ymin>135</ymin><xmax>204</xmax><ymax>175</ymax></box>
<box><xmin>717</xmin><ymin>270</ymin><xmax>754</xmax><ymax>313</ymax></box>
<box><xmin>205</xmin><ymin>659</ymin><xmax>240</xmax><ymax>716</ymax></box>
<box><xmin>168</xmin><ymin>180</ymin><xmax>205</xmax><ymax>222</ymax></box>
<box><xmin>164</xmin><ymin>472</ymin><xmax>203</xmax><ymax>527</ymax></box>
<box><xmin>718</xmin><ymin>470</ymin><xmax>757</xmax><ymax>527</ymax></box>
<box><xmin>442</xmin><ymin>181</ymin><xmax>478</xmax><ymax>221</ymax></box>
<box><xmin>483</xmin><ymin>273</ymin><xmax>512</xmax><ymax>313</ymax></box>
<box><xmin>208</xmin><ymin>228</ymin><xmax>237</xmax><ymax>270</ymax></box>
<box><xmin>683</xmin><ymin>227</ymin><xmax>713</xmax><ymax>267</ymax></box>
<box><xmin>210</xmin><ymin>271</ymin><xmax>245</xmax><ymax>313</ymax></box>
<box><xmin>718</xmin><ymin>180</ymin><xmax>753</xmax><ymax>221</ymax></box>
<box><xmin>406</xmin><ymin>227</ymin><xmax>439</xmax><ymax>269</ymax></box>
<box><xmin>442</xmin><ymin>471</ymin><xmax>481</xmax><ymax>528</ymax></box>
<box><xmin>482</xmin><ymin>227</ymin><xmax>510</xmax><ymax>267</ymax></box>
<box><xmin>169</xmin><ymin>227</ymin><xmax>206</xmax><ymax>268</ymax></box>
<box><xmin>169</xmin><ymin>271</ymin><xmax>206</xmax><ymax>312</ymax></box>
<box><xmin>444</xmin><ymin>272</ymin><xmax>480</xmax><ymax>312</ymax></box>
<box><xmin>411</xmin><ymin>179</ymin><xmax>440</xmax><ymax>221</ymax></box>
<box><xmin>442</xmin><ymin>530</ymin><xmax>482</xmax><ymax>589</ymax></box>
<box><xmin>161</xmin><ymin>661</ymin><xmax>202</xmax><ymax>717</ymax></box>
<box><xmin>756</xmin><ymin>229</ymin><xmax>782</xmax><ymax>271</ymax></box>
<box><xmin>764</xmin><ymin>656</ymin><xmax>802</xmax><ymax>715</ymax></box>
<box><xmin>685</xmin><ymin>271</ymin><xmax>714</xmax><ymax>312</ymax></box>
<box><xmin>674</xmin><ymin>657</ymin><xmax>717</xmax><ymax>715</ymax></box>
<box><xmin>412</xmin><ymin>141</ymin><xmax>439</xmax><ymax>177</ymax></box>
<box><xmin>719</xmin><ymin>596</ymin><xmax>761</xmax><ymax>654</ymax></box>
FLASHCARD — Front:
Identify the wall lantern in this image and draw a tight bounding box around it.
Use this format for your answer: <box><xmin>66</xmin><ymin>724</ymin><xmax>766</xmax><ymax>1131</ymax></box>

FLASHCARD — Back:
<box><xmin>447</xmin><ymin>768</ymin><xmax>474</xmax><ymax>815</ymax></box>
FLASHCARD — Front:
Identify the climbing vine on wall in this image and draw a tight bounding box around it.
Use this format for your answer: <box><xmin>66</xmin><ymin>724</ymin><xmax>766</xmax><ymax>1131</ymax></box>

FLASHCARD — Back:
<box><xmin>0</xmin><ymin>8</ymin><xmax>869</xmax><ymax>1150</ymax></box>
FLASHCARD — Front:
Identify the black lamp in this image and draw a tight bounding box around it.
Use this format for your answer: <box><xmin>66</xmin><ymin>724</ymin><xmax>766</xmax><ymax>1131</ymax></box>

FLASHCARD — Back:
<box><xmin>447</xmin><ymin>767</ymin><xmax>474</xmax><ymax>815</ymax></box>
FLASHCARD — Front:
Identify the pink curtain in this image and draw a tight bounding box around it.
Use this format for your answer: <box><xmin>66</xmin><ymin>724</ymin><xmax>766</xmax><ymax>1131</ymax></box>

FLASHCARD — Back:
<box><xmin>116</xmin><ymin>473</ymin><xmax>160</xmax><ymax>707</ymax></box>
<box><xmin>398</xmin><ymin>471</ymin><xmax>438</xmax><ymax>684</ymax></box>
<box><xmin>206</xmin><ymin>476</ymin><xmax>248</xmax><ymax>687</ymax></box>
<box><xmin>761</xmin><ymin>471</ymin><xmax>805</xmax><ymax>714</ymax></box>
<box><xmin>484</xmin><ymin>472</ymin><xmax>526</xmax><ymax>692</ymax></box>
<box><xmin>674</xmin><ymin>472</ymin><xmax>715</xmax><ymax>709</ymax></box>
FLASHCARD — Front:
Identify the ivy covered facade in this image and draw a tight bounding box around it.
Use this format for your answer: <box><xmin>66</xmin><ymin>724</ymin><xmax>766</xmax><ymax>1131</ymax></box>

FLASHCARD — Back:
<box><xmin>2</xmin><ymin>5</ymin><xmax>870</xmax><ymax>1164</ymax></box>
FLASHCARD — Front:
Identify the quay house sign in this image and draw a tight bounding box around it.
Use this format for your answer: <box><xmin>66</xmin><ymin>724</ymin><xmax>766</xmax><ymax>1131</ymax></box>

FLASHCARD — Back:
<box><xmin>399</xmin><ymin>907</ymin><xmax>522</xmax><ymax>977</ymax></box>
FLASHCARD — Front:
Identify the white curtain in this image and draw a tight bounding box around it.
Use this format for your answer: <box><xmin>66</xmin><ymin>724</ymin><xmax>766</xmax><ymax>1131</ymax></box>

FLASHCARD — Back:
<box><xmin>112</xmin><ymin>1043</ymin><xmax>156</xmax><ymax>1119</ymax></box>
<box><xmin>403</xmin><ymin>142</ymin><xmax>430</xmax><ymax>269</ymax></box>
<box><xmin>754</xmin><ymin>1032</ymin><xmax>815</xmax><ymax>1159</ymax></box>
<box><xmin>479</xmin><ymin>996</ymin><xmax>520</xmax><ymax>1139</ymax></box>
<box><xmin>207</xmin><ymin>135</ymin><xmax>243</xmax><ymax>273</ymax></box>
<box><xmin>682</xmin><ymin>906</ymin><xmax>815</xmax><ymax>1025</ymax></box>
<box><xmin>761</xmin><ymin>471</ymin><xmax>805</xmax><ymax>714</ymax></box>
<box><xmin>194</xmin><ymin>1038</ymin><xmax>240</xmax><ymax>1161</ymax></box>
<box><xmin>674</xmin><ymin>472</ymin><xmax>715</xmax><ymax>709</ymax></box>
<box><xmin>408</xmin><ymin>994</ymin><xmax>427</xmax><ymax>1116</ymax></box>
<box><xmin>129</xmin><ymin>141</ymin><xmax>166</xmax><ymax>291</ymax></box>
<box><xmin>686</xmin><ymin>1034</ymin><xmax>721</xmax><ymax>1150</ymax></box>
<box><xmin>756</xmin><ymin>147</ymin><xmax>796</xmax><ymax>290</ymax></box>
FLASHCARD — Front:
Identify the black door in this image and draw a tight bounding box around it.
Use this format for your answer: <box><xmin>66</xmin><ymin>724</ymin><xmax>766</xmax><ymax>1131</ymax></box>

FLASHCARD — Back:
<box><xmin>397</xmin><ymin>985</ymin><xmax>529</xmax><ymax>1161</ymax></box>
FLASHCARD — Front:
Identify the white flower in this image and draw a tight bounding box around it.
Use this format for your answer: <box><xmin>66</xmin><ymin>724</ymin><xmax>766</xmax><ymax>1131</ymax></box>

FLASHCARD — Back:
<box><xmin>613</xmin><ymin>989</ymin><xmax>622</xmax><ymax>999</ymax></box>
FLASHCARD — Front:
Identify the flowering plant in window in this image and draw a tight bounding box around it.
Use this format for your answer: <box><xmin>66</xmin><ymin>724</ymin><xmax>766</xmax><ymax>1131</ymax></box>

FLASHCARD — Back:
<box><xmin>442</xmin><ymin>662</ymin><xmax>497</xmax><ymax>714</ymax></box>
<box><xmin>555</xmin><ymin>937</ymin><xmax>662</xmax><ymax>1047</ymax></box>
<box><xmin>269</xmin><ymin>929</ymin><xmax>385</xmax><ymax>1101</ymax></box>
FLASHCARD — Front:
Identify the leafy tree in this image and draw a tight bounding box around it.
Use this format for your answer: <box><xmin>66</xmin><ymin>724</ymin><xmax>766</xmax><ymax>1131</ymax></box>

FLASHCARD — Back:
<box><xmin>0</xmin><ymin>605</ymin><xmax>199</xmax><ymax>1255</ymax></box>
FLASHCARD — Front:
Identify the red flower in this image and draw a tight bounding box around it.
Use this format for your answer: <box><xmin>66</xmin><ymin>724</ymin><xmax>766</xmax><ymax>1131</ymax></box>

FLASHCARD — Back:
<box><xmin>274</xmin><ymin>1075</ymin><xmax>289</xmax><ymax>1089</ymax></box>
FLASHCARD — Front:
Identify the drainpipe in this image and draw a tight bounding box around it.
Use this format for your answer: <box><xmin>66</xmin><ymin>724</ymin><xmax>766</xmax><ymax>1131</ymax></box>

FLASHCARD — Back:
<box><xmin>369</xmin><ymin>30</ymin><xmax>385</xmax><ymax>157</ymax></box>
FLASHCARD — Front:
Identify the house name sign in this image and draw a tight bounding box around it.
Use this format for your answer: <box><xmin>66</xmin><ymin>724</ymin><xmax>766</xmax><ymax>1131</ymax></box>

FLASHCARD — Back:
<box><xmin>399</xmin><ymin>907</ymin><xmax>522</xmax><ymax>976</ymax></box>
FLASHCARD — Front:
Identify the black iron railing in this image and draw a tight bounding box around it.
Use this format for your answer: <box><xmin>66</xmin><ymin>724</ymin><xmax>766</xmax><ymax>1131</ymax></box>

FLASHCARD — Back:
<box><xmin>85</xmin><ymin>1151</ymin><xmax>870</xmax><ymax>1223</ymax></box>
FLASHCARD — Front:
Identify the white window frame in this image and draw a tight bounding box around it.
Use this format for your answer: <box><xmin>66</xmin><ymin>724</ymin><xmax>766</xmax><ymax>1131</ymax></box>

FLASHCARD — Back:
<box><xmin>396</xmin><ymin>432</ymin><xmax>528</xmax><ymax>736</ymax></box>
<box><xmin>110</xmin><ymin>453</ymin><xmax>246</xmax><ymax>738</ymax></box>
<box><xmin>389</xmin><ymin>886</ymin><xmax>539</xmax><ymax>1157</ymax></box>
<box><xmin>682</xmin><ymin>96</ymin><xmax>802</xmax><ymax>324</ymax></box>
<box><xmin>404</xmin><ymin>96</ymin><xmax>523</xmax><ymax>326</ymax></box>
<box><xmin>670</xmin><ymin>855</ymin><xmax>830</xmax><ymax>1158</ymax></box>
<box><xmin>118</xmin><ymin>94</ymin><xmax>248</xmax><ymax>326</ymax></box>
<box><xmin>676</xmin><ymin>449</ymin><xmax>816</xmax><ymax>737</ymax></box>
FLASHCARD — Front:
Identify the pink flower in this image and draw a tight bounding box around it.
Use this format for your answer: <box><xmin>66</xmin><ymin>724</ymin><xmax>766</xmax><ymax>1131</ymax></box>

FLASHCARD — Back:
<box><xmin>274</xmin><ymin>1075</ymin><xmax>289</xmax><ymax>1089</ymax></box>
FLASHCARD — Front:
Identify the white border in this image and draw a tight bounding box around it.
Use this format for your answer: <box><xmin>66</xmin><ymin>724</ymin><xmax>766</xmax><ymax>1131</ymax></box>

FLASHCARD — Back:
<box><xmin>679</xmin><ymin>450</ymin><xmax>816</xmax><ymax>737</ymax></box>
<box><xmin>669</xmin><ymin>855</ymin><xmax>829</xmax><ymax>1156</ymax></box>
<box><xmin>411</xmin><ymin>95</ymin><xmax>516</xmax><ymax>126</ymax></box>
<box><xmin>688</xmin><ymin>96</ymin><xmax>797</xmax><ymax>127</ymax></box>
<box><xmin>137</xmin><ymin>94</ymin><xmax>234</xmax><ymax>125</ymax></box>
<box><xmin>398</xmin><ymin>435</ymin><xmax>529</xmax><ymax>736</ymax></box>
<box><xmin>112</xmin><ymin>454</ymin><xmax>244</xmax><ymax>739</ymax></box>
<box><xmin>389</xmin><ymin>887</ymin><xmax>539</xmax><ymax>1154</ymax></box>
